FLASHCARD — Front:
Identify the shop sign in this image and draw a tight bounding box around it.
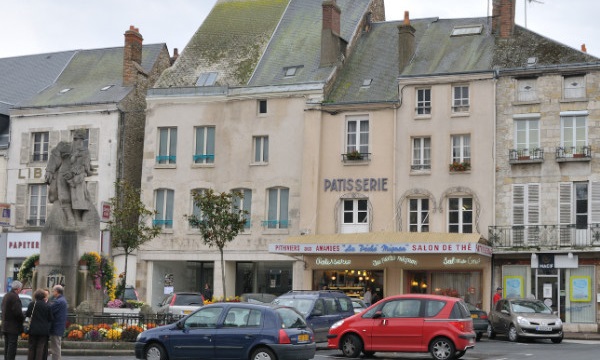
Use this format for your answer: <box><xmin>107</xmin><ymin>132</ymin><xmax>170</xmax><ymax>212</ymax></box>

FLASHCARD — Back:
<box><xmin>6</xmin><ymin>232</ymin><xmax>41</xmax><ymax>257</ymax></box>
<box><xmin>442</xmin><ymin>256</ymin><xmax>481</xmax><ymax>266</ymax></box>
<box><xmin>0</xmin><ymin>203</ymin><xmax>10</xmax><ymax>226</ymax></box>
<box><xmin>269</xmin><ymin>242</ymin><xmax>492</xmax><ymax>257</ymax></box>
<box><xmin>315</xmin><ymin>257</ymin><xmax>351</xmax><ymax>266</ymax></box>
<box><xmin>372</xmin><ymin>255</ymin><xmax>418</xmax><ymax>267</ymax></box>
<box><xmin>538</xmin><ymin>253</ymin><xmax>555</xmax><ymax>269</ymax></box>
<box><xmin>323</xmin><ymin>178</ymin><xmax>389</xmax><ymax>192</ymax></box>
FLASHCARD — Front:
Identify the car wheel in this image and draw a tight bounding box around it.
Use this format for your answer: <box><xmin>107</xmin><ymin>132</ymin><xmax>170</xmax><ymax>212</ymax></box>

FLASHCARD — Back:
<box><xmin>429</xmin><ymin>337</ymin><xmax>456</xmax><ymax>360</ymax></box>
<box><xmin>362</xmin><ymin>351</ymin><xmax>375</xmax><ymax>357</ymax></box>
<box><xmin>251</xmin><ymin>347</ymin><xmax>276</xmax><ymax>360</ymax></box>
<box><xmin>145</xmin><ymin>343</ymin><xmax>167</xmax><ymax>360</ymax></box>
<box><xmin>487</xmin><ymin>323</ymin><xmax>496</xmax><ymax>339</ymax></box>
<box><xmin>341</xmin><ymin>334</ymin><xmax>363</xmax><ymax>358</ymax></box>
<box><xmin>455</xmin><ymin>350</ymin><xmax>466</xmax><ymax>359</ymax></box>
<box><xmin>476</xmin><ymin>332</ymin><xmax>482</xmax><ymax>341</ymax></box>
<box><xmin>551</xmin><ymin>336</ymin><xmax>563</xmax><ymax>344</ymax></box>
<box><xmin>508</xmin><ymin>325</ymin><xmax>520</xmax><ymax>342</ymax></box>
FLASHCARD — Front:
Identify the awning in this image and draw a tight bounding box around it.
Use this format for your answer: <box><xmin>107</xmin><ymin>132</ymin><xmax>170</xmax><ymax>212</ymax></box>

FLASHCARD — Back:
<box><xmin>269</xmin><ymin>232</ymin><xmax>492</xmax><ymax>257</ymax></box>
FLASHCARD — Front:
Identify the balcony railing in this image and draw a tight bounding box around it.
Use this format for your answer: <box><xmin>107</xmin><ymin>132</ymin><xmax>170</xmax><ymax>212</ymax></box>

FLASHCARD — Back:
<box><xmin>30</xmin><ymin>153</ymin><xmax>49</xmax><ymax>162</ymax></box>
<box><xmin>555</xmin><ymin>146</ymin><xmax>592</xmax><ymax>161</ymax></box>
<box><xmin>153</xmin><ymin>219</ymin><xmax>173</xmax><ymax>228</ymax></box>
<box><xmin>341</xmin><ymin>152</ymin><xmax>371</xmax><ymax>162</ymax></box>
<box><xmin>261</xmin><ymin>219</ymin><xmax>290</xmax><ymax>229</ymax></box>
<box><xmin>489</xmin><ymin>224</ymin><xmax>600</xmax><ymax>248</ymax></box>
<box><xmin>509</xmin><ymin>148</ymin><xmax>544</xmax><ymax>163</ymax></box>
<box><xmin>155</xmin><ymin>155</ymin><xmax>176</xmax><ymax>164</ymax></box>
<box><xmin>193</xmin><ymin>154</ymin><xmax>215</xmax><ymax>163</ymax></box>
<box><xmin>26</xmin><ymin>218</ymin><xmax>46</xmax><ymax>227</ymax></box>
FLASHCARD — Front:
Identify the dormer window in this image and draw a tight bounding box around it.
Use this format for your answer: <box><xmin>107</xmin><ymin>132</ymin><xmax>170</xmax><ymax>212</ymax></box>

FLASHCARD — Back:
<box><xmin>196</xmin><ymin>72</ymin><xmax>218</xmax><ymax>86</ymax></box>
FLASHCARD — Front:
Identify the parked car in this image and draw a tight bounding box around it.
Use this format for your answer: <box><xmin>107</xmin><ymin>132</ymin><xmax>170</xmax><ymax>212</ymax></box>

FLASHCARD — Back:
<box><xmin>0</xmin><ymin>293</ymin><xmax>32</xmax><ymax>315</ymax></box>
<box><xmin>123</xmin><ymin>286</ymin><xmax>140</xmax><ymax>302</ymax></box>
<box><xmin>156</xmin><ymin>292</ymin><xmax>204</xmax><ymax>316</ymax></box>
<box><xmin>135</xmin><ymin>302</ymin><xmax>316</xmax><ymax>360</ymax></box>
<box><xmin>465</xmin><ymin>303</ymin><xmax>488</xmax><ymax>341</ymax></box>
<box><xmin>350</xmin><ymin>298</ymin><xmax>367</xmax><ymax>314</ymax></box>
<box><xmin>240</xmin><ymin>293</ymin><xmax>277</xmax><ymax>304</ymax></box>
<box><xmin>487</xmin><ymin>298</ymin><xmax>563</xmax><ymax>343</ymax></box>
<box><xmin>272</xmin><ymin>290</ymin><xmax>354</xmax><ymax>342</ymax></box>
<box><xmin>327</xmin><ymin>294</ymin><xmax>476</xmax><ymax>360</ymax></box>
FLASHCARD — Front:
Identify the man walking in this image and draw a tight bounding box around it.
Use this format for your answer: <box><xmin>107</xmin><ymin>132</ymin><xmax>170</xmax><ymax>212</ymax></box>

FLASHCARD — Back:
<box><xmin>2</xmin><ymin>280</ymin><xmax>25</xmax><ymax>360</ymax></box>
<box><xmin>49</xmin><ymin>285</ymin><xmax>67</xmax><ymax>360</ymax></box>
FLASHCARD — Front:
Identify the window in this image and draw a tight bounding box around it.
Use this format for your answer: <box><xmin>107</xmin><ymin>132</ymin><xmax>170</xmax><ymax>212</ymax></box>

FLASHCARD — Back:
<box><xmin>517</xmin><ymin>79</ymin><xmax>537</xmax><ymax>102</ymax></box>
<box><xmin>28</xmin><ymin>184</ymin><xmax>47</xmax><ymax>226</ymax></box>
<box><xmin>253</xmin><ymin>136</ymin><xmax>269</xmax><ymax>163</ymax></box>
<box><xmin>512</xmin><ymin>184</ymin><xmax>540</xmax><ymax>245</ymax></box>
<box><xmin>284</xmin><ymin>66</ymin><xmax>302</xmax><ymax>77</ymax></box>
<box><xmin>412</xmin><ymin>137</ymin><xmax>431</xmax><ymax>170</ymax></box>
<box><xmin>194</xmin><ymin>126</ymin><xmax>215</xmax><ymax>164</ymax></box>
<box><xmin>341</xmin><ymin>199</ymin><xmax>369</xmax><ymax>234</ymax></box>
<box><xmin>258</xmin><ymin>100</ymin><xmax>267</xmax><ymax>114</ymax></box>
<box><xmin>32</xmin><ymin>132</ymin><xmax>49</xmax><ymax>162</ymax></box>
<box><xmin>558</xmin><ymin>182</ymin><xmax>599</xmax><ymax>246</ymax></box>
<box><xmin>189</xmin><ymin>188</ymin><xmax>207</xmax><ymax>229</ymax></box>
<box><xmin>563</xmin><ymin>75</ymin><xmax>585</xmax><ymax>99</ymax></box>
<box><xmin>196</xmin><ymin>72</ymin><xmax>218</xmax><ymax>86</ymax></box>
<box><xmin>233</xmin><ymin>188</ymin><xmax>252</xmax><ymax>229</ymax></box>
<box><xmin>346</xmin><ymin>117</ymin><xmax>369</xmax><ymax>155</ymax></box>
<box><xmin>409</xmin><ymin>198</ymin><xmax>429</xmax><ymax>232</ymax></box>
<box><xmin>448</xmin><ymin>197</ymin><xmax>472</xmax><ymax>233</ymax></box>
<box><xmin>452</xmin><ymin>85</ymin><xmax>469</xmax><ymax>112</ymax></box>
<box><xmin>451</xmin><ymin>134</ymin><xmax>471</xmax><ymax>164</ymax></box>
<box><xmin>514</xmin><ymin>118</ymin><xmax>539</xmax><ymax>155</ymax></box>
<box><xmin>416</xmin><ymin>88</ymin><xmax>431</xmax><ymax>115</ymax></box>
<box><xmin>157</xmin><ymin>127</ymin><xmax>177</xmax><ymax>164</ymax></box>
<box><xmin>154</xmin><ymin>188</ymin><xmax>174</xmax><ymax>229</ymax></box>
<box><xmin>561</xmin><ymin>114</ymin><xmax>587</xmax><ymax>155</ymax></box>
<box><xmin>265</xmin><ymin>187</ymin><xmax>288</xmax><ymax>229</ymax></box>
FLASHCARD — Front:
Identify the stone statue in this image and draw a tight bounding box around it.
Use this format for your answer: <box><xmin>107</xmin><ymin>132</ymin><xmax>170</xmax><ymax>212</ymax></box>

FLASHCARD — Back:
<box><xmin>44</xmin><ymin>129</ymin><xmax>93</xmax><ymax>228</ymax></box>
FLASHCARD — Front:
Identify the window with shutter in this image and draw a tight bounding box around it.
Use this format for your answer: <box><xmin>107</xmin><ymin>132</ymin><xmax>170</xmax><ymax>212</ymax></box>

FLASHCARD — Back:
<box><xmin>517</xmin><ymin>79</ymin><xmax>537</xmax><ymax>102</ymax></box>
<box><xmin>590</xmin><ymin>182</ymin><xmax>600</xmax><ymax>224</ymax></box>
<box><xmin>563</xmin><ymin>75</ymin><xmax>585</xmax><ymax>99</ymax></box>
<box><xmin>559</xmin><ymin>183</ymin><xmax>573</xmax><ymax>225</ymax></box>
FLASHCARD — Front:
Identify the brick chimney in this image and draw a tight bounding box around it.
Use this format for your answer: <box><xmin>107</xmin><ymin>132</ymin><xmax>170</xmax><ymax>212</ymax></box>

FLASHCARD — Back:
<box><xmin>398</xmin><ymin>11</ymin><xmax>415</xmax><ymax>73</ymax></box>
<box><xmin>123</xmin><ymin>25</ymin><xmax>143</xmax><ymax>86</ymax></box>
<box><xmin>320</xmin><ymin>0</ymin><xmax>342</xmax><ymax>66</ymax></box>
<box><xmin>492</xmin><ymin>0</ymin><xmax>516</xmax><ymax>38</ymax></box>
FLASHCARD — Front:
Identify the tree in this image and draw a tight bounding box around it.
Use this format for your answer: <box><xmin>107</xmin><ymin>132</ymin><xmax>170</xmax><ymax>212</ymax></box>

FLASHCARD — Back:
<box><xmin>107</xmin><ymin>180</ymin><xmax>162</xmax><ymax>299</ymax></box>
<box><xmin>187</xmin><ymin>189</ymin><xmax>248</xmax><ymax>299</ymax></box>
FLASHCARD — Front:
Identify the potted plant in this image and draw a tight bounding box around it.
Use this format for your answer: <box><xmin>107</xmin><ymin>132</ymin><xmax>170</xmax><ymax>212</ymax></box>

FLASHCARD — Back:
<box><xmin>449</xmin><ymin>161</ymin><xmax>471</xmax><ymax>172</ymax></box>
<box><xmin>346</xmin><ymin>149</ymin><xmax>363</xmax><ymax>160</ymax></box>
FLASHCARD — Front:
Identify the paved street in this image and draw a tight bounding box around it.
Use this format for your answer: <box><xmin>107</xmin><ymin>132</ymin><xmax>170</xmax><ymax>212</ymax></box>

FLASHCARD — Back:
<box><xmin>12</xmin><ymin>338</ymin><xmax>600</xmax><ymax>360</ymax></box>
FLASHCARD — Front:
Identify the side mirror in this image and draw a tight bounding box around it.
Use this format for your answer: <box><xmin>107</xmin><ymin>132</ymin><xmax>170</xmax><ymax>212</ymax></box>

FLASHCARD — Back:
<box><xmin>176</xmin><ymin>320</ymin><xmax>185</xmax><ymax>330</ymax></box>
<box><xmin>501</xmin><ymin>309</ymin><xmax>509</xmax><ymax>315</ymax></box>
<box><xmin>372</xmin><ymin>311</ymin><xmax>382</xmax><ymax>319</ymax></box>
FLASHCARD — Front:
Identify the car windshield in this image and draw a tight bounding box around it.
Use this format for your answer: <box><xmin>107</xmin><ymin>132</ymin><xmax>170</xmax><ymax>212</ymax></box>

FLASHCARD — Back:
<box><xmin>511</xmin><ymin>300</ymin><xmax>552</xmax><ymax>314</ymax></box>
<box><xmin>174</xmin><ymin>294</ymin><xmax>203</xmax><ymax>306</ymax></box>
<box><xmin>276</xmin><ymin>307</ymin><xmax>307</xmax><ymax>329</ymax></box>
<box><xmin>272</xmin><ymin>298</ymin><xmax>314</xmax><ymax>316</ymax></box>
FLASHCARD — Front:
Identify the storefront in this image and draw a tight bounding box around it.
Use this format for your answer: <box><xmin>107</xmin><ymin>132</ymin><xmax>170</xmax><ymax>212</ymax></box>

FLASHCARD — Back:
<box><xmin>4</xmin><ymin>232</ymin><xmax>41</xmax><ymax>291</ymax></box>
<box><xmin>270</xmin><ymin>232</ymin><xmax>493</xmax><ymax>310</ymax></box>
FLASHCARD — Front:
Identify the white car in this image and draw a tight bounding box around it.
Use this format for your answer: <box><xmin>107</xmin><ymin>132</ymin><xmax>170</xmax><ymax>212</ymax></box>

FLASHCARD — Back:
<box><xmin>157</xmin><ymin>292</ymin><xmax>204</xmax><ymax>316</ymax></box>
<box><xmin>351</xmin><ymin>298</ymin><xmax>367</xmax><ymax>313</ymax></box>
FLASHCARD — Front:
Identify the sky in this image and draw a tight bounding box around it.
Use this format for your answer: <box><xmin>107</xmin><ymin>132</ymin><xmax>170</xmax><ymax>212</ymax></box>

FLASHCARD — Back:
<box><xmin>1</xmin><ymin>0</ymin><xmax>598</xmax><ymax>59</ymax></box>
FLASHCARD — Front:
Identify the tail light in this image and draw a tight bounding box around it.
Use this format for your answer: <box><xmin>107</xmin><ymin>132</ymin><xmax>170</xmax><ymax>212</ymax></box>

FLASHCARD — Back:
<box><xmin>479</xmin><ymin>313</ymin><xmax>488</xmax><ymax>320</ymax></box>
<box><xmin>450</xmin><ymin>320</ymin><xmax>472</xmax><ymax>332</ymax></box>
<box><xmin>170</xmin><ymin>295</ymin><xmax>176</xmax><ymax>306</ymax></box>
<box><xmin>278</xmin><ymin>329</ymin><xmax>291</xmax><ymax>344</ymax></box>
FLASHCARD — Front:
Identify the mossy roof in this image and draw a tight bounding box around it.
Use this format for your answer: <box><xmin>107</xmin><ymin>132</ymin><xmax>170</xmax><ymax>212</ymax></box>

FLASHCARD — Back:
<box><xmin>19</xmin><ymin>44</ymin><xmax>166</xmax><ymax>108</ymax></box>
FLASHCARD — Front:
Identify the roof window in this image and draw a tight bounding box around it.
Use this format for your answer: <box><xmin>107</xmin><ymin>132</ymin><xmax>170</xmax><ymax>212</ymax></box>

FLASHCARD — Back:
<box><xmin>59</xmin><ymin>88</ymin><xmax>72</xmax><ymax>94</ymax></box>
<box><xmin>361</xmin><ymin>79</ymin><xmax>373</xmax><ymax>88</ymax></box>
<box><xmin>451</xmin><ymin>25</ymin><xmax>483</xmax><ymax>37</ymax></box>
<box><xmin>196</xmin><ymin>72</ymin><xmax>218</xmax><ymax>86</ymax></box>
<box><xmin>100</xmin><ymin>85</ymin><xmax>115</xmax><ymax>91</ymax></box>
<box><xmin>284</xmin><ymin>66</ymin><xmax>303</xmax><ymax>77</ymax></box>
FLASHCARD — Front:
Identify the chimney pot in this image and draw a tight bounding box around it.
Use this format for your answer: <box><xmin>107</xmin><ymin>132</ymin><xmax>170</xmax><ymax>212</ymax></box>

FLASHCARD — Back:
<box><xmin>398</xmin><ymin>11</ymin><xmax>416</xmax><ymax>73</ymax></box>
<box><xmin>403</xmin><ymin>11</ymin><xmax>410</xmax><ymax>25</ymax></box>
<box><xmin>581</xmin><ymin>44</ymin><xmax>587</xmax><ymax>53</ymax></box>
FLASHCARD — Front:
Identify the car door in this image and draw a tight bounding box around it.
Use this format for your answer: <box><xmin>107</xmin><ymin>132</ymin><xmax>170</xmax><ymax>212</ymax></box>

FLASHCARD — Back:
<box><xmin>307</xmin><ymin>298</ymin><xmax>329</xmax><ymax>342</ymax></box>
<box><xmin>170</xmin><ymin>306</ymin><xmax>223</xmax><ymax>360</ymax></box>
<box><xmin>497</xmin><ymin>300</ymin><xmax>513</xmax><ymax>334</ymax></box>
<box><xmin>213</xmin><ymin>307</ymin><xmax>262</xmax><ymax>360</ymax></box>
<box><xmin>370</xmin><ymin>299</ymin><xmax>424</xmax><ymax>352</ymax></box>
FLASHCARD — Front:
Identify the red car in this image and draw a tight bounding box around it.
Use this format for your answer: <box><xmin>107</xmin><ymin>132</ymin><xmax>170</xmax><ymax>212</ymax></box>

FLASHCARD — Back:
<box><xmin>327</xmin><ymin>294</ymin><xmax>476</xmax><ymax>360</ymax></box>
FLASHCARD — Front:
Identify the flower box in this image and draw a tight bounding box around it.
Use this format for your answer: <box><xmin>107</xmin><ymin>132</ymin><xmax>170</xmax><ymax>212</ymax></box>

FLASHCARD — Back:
<box><xmin>449</xmin><ymin>162</ymin><xmax>471</xmax><ymax>172</ymax></box>
<box><xmin>518</xmin><ymin>156</ymin><xmax>530</xmax><ymax>160</ymax></box>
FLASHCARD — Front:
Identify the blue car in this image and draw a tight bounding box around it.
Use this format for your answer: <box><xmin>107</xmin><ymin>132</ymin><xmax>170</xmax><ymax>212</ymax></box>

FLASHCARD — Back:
<box><xmin>135</xmin><ymin>302</ymin><xmax>316</xmax><ymax>360</ymax></box>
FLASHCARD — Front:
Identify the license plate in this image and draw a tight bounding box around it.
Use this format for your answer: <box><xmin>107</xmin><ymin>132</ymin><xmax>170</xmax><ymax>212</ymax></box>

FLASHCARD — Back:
<box><xmin>183</xmin><ymin>310</ymin><xmax>192</xmax><ymax>314</ymax></box>
<box><xmin>298</xmin><ymin>334</ymin><xmax>309</xmax><ymax>342</ymax></box>
<box><xmin>471</xmin><ymin>314</ymin><xmax>478</xmax><ymax>319</ymax></box>
<box><xmin>536</xmin><ymin>326</ymin><xmax>552</xmax><ymax>331</ymax></box>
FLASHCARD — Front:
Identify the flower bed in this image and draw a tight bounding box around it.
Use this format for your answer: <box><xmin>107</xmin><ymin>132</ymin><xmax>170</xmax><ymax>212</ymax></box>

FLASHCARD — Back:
<box><xmin>22</xmin><ymin>322</ymin><xmax>158</xmax><ymax>342</ymax></box>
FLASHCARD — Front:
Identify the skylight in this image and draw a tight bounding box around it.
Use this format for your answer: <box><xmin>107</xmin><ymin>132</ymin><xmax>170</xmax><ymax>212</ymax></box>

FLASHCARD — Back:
<box><xmin>284</xmin><ymin>67</ymin><xmax>298</xmax><ymax>77</ymax></box>
<box><xmin>451</xmin><ymin>25</ymin><xmax>483</xmax><ymax>37</ymax></box>
<box><xmin>59</xmin><ymin>88</ymin><xmax>72</xmax><ymax>94</ymax></box>
<box><xmin>361</xmin><ymin>79</ymin><xmax>373</xmax><ymax>87</ymax></box>
<box><xmin>100</xmin><ymin>85</ymin><xmax>115</xmax><ymax>91</ymax></box>
<box><xmin>196</xmin><ymin>72</ymin><xmax>218</xmax><ymax>86</ymax></box>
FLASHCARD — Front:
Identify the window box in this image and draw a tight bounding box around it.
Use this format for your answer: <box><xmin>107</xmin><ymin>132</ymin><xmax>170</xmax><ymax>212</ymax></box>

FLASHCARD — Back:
<box><xmin>518</xmin><ymin>155</ymin><xmax>530</xmax><ymax>160</ymax></box>
<box><xmin>449</xmin><ymin>161</ymin><xmax>471</xmax><ymax>172</ymax></box>
<box><xmin>345</xmin><ymin>150</ymin><xmax>363</xmax><ymax>160</ymax></box>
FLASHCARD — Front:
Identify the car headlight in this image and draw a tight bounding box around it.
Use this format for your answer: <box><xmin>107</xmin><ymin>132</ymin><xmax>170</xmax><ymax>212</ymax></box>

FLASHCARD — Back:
<box><xmin>136</xmin><ymin>333</ymin><xmax>143</xmax><ymax>342</ymax></box>
<box><xmin>330</xmin><ymin>319</ymin><xmax>345</xmax><ymax>330</ymax></box>
<box><xmin>516</xmin><ymin>316</ymin><xmax>530</xmax><ymax>325</ymax></box>
<box><xmin>556</xmin><ymin>319</ymin><xmax>562</xmax><ymax>326</ymax></box>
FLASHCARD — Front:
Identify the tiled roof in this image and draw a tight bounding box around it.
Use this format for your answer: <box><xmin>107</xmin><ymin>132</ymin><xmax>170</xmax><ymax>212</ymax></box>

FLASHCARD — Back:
<box><xmin>155</xmin><ymin>0</ymin><xmax>290</xmax><ymax>87</ymax></box>
<box><xmin>0</xmin><ymin>51</ymin><xmax>76</xmax><ymax>115</ymax></box>
<box><xmin>18</xmin><ymin>44</ymin><xmax>165</xmax><ymax>108</ymax></box>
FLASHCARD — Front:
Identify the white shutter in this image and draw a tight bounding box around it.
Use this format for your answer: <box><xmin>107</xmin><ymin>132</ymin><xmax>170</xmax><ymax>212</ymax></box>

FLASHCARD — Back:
<box><xmin>559</xmin><ymin>182</ymin><xmax>573</xmax><ymax>225</ymax></box>
<box><xmin>88</xmin><ymin>128</ymin><xmax>100</xmax><ymax>161</ymax></box>
<box><xmin>20</xmin><ymin>133</ymin><xmax>30</xmax><ymax>164</ymax></box>
<box><xmin>527</xmin><ymin>184</ymin><xmax>540</xmax><ymax>225</ymax></box>
<box><xmin>564</xmin><ymin>76</ymin><xmax>585</xmax><ymax>99</ymax></box>
<box><xmin>517</xmin><ymin>79</ymin><xmax>537</xmax><ymax>102</ymax></box>
<box><xmin>590</xmin><ymin>181</ymin><xmax>600</xmax><ymax>224</ymax></box>
<box><xmin>87</xmin><ymin>181</ymin><xmax>98</xmax><ymax>207</ymax></box>
<box><xmin>512</xmin><ymin>184</ymin><xmax>525</xmax><ymax>225</ymax></box>
<box><xmin>15</xmin><ymin>184</ymin><xmax>27</xmax><ymax>227</ymax></box>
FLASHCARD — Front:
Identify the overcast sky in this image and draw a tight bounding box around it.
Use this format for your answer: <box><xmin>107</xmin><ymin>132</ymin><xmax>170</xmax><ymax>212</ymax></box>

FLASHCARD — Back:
<box><xmin>1</xmin><ymin>0</ymin><xmax>597</xmax><ymax>59</ymax></box>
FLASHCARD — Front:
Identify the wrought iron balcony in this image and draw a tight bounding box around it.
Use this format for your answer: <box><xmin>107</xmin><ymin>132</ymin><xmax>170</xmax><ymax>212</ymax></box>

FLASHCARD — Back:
<box><xmin>26</xmin><ymin>218</ymin><xmax>46</xmax><ymax>227</ymax></box>
<box><xmin>489</xmin><ymin>224</ymin><xmax>600</xmax><ymax>249</ymax></box>
<box><xmin>509</xmin><ymin>148</ymin><xmax>543</xmax><ymax>163</ymax></box>
<box><xmin>30</xmin><ymin>153</ymin><xmax>49</xmax><ymax>162</ymax></box>
<box><xmin>555</xmin><ymin>146</ymin><xmax>592</xmax><ymax>161</ymax></box>
<box><xmin>342</xmin><ymin>152</ymin><xmax>371</xmax><ymax>162</ymax></box>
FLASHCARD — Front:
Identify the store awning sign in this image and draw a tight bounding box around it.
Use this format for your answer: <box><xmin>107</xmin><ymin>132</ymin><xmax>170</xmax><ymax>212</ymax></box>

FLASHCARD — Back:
<box><xmin>269</xmin><ymin>242</ymin><xmax>492</xmax><ymax>257</ymax></box>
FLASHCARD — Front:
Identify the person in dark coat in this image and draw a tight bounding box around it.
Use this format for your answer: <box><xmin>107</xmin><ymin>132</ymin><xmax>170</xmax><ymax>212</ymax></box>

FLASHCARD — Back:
<box><xmin>25</xmin><ymin>289</ymin><xmax>54</xmax><ymax>360</ymax></box>
<box><xmin>49</xmin><ymin>285</ymin><xmax>67</xmax><ymax>360</ymax></box>
<box><xmin>2</xmin><ymin>280</ymin><xmax>25</xmax><ymax>360</ymax></box>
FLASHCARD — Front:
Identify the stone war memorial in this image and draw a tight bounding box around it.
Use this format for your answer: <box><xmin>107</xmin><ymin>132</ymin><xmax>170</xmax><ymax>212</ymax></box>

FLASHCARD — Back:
<box><xmin>36</xmin><ymin>128</ymin><xmax>101</xmax><ymax>311</ymax></box>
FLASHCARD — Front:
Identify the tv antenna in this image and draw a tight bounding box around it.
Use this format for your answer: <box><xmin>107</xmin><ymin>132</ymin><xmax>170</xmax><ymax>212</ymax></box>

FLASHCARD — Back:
<box><xmin>524</xmin><ymin>0</ymin><xmax>544</xmax><ymax>28</ymax></box>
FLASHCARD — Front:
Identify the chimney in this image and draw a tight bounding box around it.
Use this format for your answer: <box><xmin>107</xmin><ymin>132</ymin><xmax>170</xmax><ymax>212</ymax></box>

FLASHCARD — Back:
<box><xmin>581</xmin><ymin>44</ymin><xmax>587</xmax><ymax>53</ymax></box>
<box><xmin>398</xmin><ymin>11</ymin><xmax>415</xmax><ymax>72</ymax></box>
<box><xmin>320</xmin><ymin>0</ymin><xmax>342</xmax><ymax>66</ymax></box>
<box><xmin>123</xmin><ymin>25</ymin><xmax>143</xmax><ymax>86</ymax></box>
<box><xmin>170</xmin><ymin>48</ymin><xmax>179</xmax><ymax>65</ymax></box>
<box><xmin>492</xmin><ymin>0</ymin><xmax>515</xmax><ymax>38</ymax></box>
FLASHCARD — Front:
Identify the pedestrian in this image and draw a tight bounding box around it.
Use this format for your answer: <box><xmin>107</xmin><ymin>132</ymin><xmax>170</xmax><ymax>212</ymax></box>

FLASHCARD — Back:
<box><xmin>2</xmin><ymin>280</ymin><xmax>25</xmax><ymax>360</ymax></box>
<box><xmin>363</xmin><ymin>287</ymin><xmax>372</xmax><ymax>306</ymax></box>
<box><xmin>25</xmin><ymin>289</ymin><xmax>54</xmax><ymax>360</ymax></box>
<box><xmin>493</xmin><ymin>286</ymin><xmax>503</xmax><ymax>305</ymax></box>
<box><xmin>203</xmin><ymin>283</ymin><xmax>213</xmax><ymax>302</ymax></box>
<box><xmin>49</xmin><ymin>285</ymin><xmax>67</xmax><ymax>360</ymax></box>
<box><xmin>371</xmin><ymin>290</ymin><xmax>380</xmax><ymax>305</ymax></box>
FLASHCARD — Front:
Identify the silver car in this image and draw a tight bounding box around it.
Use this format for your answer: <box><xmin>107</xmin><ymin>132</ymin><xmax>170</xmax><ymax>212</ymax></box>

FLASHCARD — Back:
<box><xmin>488</xmin><ymin>298</ymin><xmax>563</xmax><ymax>343</ymax></box>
